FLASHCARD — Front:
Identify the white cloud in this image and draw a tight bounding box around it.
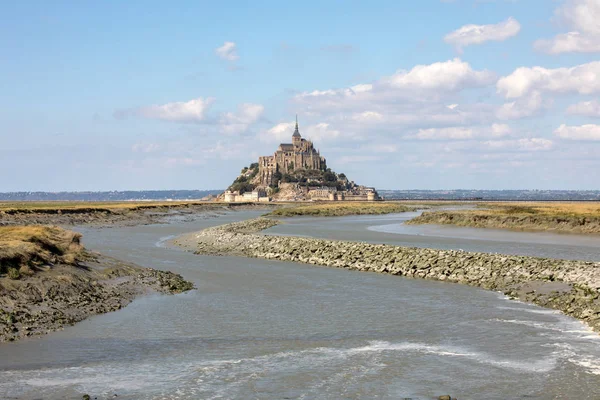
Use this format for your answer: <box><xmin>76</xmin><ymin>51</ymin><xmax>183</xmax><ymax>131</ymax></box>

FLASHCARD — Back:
<box><xmin>534</xmin><ymin>32</ymin><xmax>600</xmax><ymax>54</ymax></box>
<box><xmin>215</xmin><ymin>41</ymin><xmax>239</xmax><ymax>61</ymax></box>
<box><xmin>496</xmin><ymin>91</ymin><xmax>544</xmax><ymax>119</ymax></box>
<box><xmin>444</xmin><ymin>17</ymin><xmax>521</xmax><ymax>51</ymax></box>
<box><xmin>491</xmin><ymin>123</ymin><xmax>512</xmax><ymax>137</ymax></box>
<box><xmin>408</xmin><ymin>124</ymin><xmax>511</xmax><ymax>140</ymax></box>
<box><xmin>259</xmin><ymin>122</ymin><xmax>295</xmax><ymax>143</ymax></box>
<box><xmin>219</xmin><ymin>103</ymin><xmax>264</xmax><ymax>134</ymax></box>
<box><xmin>385</xmin><ymin>58</ymin><xmax>496</xmax><ymax>92</ymax></box>
<box><xmin>534</xmin><ymin>0</ymin><xmax>600</xmax><ymax>54</ymax></box>
<box><xmin>497</xmin><ymin>61</ymin><xmax>600</xmax><ymax>98</ymax></box>
<box><xmin>482</xmin><ymin>138</ymin><xmax>553</xmax><ymax>152</ymax></box>
<box><xmin>116</xmin><ymin>97</ymin><xmax>215</xmax><ymax>123</ymax></box>
<box><xmin>303</xmin><ymin>123</ymin><xmax>341</xmax><ymax>142</ymax></box>
<box><xmin>295</xmin><ymin>58</ymin><xmax>495</xmax><ymax>105</ymax></box>
<box><xmin>566</xmin><ymin>100</ymin><xmax>600</xmax><ymax>117</ymax></box>
<box><xmin>554</xmin><ymin>124</ymin><xmax>600</xmax><ymax>140</ymax></box>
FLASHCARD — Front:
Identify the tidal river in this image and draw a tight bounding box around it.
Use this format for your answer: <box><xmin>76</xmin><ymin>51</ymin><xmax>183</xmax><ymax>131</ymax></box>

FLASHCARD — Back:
<box><xmin>1</xmin><ymin>210</ymin><xmax>599</xmax><ymax>399</ymax></box>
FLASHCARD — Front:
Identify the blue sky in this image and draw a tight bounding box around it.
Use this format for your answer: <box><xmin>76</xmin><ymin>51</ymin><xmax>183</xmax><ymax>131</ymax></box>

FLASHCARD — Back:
<box><xmin>2</xmin><ymin>0</ymin><xmax>600</xmax><ymax>191</ymax></box>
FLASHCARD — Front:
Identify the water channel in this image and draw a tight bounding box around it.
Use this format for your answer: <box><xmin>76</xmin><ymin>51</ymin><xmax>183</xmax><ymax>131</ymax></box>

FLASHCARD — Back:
<box><xmin>1</xmin><ymin>210</ymin><xmax>599</xmax><ymax>399</ymax></box>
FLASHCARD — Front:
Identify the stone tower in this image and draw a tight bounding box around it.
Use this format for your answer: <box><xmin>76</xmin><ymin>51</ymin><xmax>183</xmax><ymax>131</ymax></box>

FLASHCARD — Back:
<box><xmin>292</xmin><ymin>114</ymin><xmax>301</xmax><ymax>147</ymax></box>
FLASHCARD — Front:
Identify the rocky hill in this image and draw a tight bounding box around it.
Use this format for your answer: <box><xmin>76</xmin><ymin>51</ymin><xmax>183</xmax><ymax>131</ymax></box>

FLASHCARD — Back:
<box><xmin>224</xmin><ymin>162</ymin><xmax>360</xmax><ymax>201</ymax></box>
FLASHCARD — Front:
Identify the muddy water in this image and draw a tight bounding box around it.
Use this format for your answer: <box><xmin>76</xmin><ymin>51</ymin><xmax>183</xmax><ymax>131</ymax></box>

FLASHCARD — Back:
<box><xmin>0</xmin><ymin>210</ymin><xmax>599</xmax><ymax>399</ymax></box>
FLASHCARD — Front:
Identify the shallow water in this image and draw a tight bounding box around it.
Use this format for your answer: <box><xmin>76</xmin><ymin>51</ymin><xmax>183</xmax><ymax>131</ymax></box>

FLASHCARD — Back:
<box><xmin>1</xmin><ymin>210</ymin><xmax>599</xmax><ymax>399</ymax></box>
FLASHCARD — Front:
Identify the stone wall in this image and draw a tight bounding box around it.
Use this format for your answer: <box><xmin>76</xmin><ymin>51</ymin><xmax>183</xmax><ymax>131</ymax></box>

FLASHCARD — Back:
<box><xmin>177</xmin><ymin>218</ymin><xmax>600</xmax><ymax>333</ymax></box>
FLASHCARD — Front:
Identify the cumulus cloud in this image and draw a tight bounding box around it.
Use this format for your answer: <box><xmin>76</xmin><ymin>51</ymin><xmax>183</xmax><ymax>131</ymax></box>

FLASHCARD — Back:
<box><xmin>497</xmin><ymin>61</ymin><xmax>600</xmax><ymax>98</ymax></box>
<box><xmin>219</xmin><ymin>103</ymin><xmax>264</xmax><ymax>134</ymax></box>
<box><xmin>115</xmin><ymin>97</ymin><xmax>215</xmax><ymax>123</ymax></box>
<box><xmin>444</xmin><ymin>17</ymin><xmax>521</xmax><ymax>52</ymax></box>
<box><xmin>554</xmin><ymin>124</ymin><xmax>600</xmax><ymax>140</ymax></box>
<box><xmin>215</xmin><ymin>41</ymin><xmax>239</xmax><ymax>61</ymax></box>
<box><xmin>496</xmin><ymin>91</ymin><xmax>544</xmax><ymax>119</ymax></box>
<box><xmin>295</xmin><ymin>58</ymin><xmax>495</xmax><ymax>104</ymax></box>
<box><xmin>259</xmin><ymin>122</ymin><xmax>295</xmax><ymax>143</ymax></box>
<box><xmin>303</xmin><ymin>123</ymin><xmax>341</xmax><ymax>142</ymax></box>
<box><xmin>534</xmin><ymin>0</ymin><xmax>600</xmax><ymax>54</ymax></box>
<box><xmin>566</xmin><ymin>100</ymin><xmax>600</xmax><ymax>117</ymax></box>
<box><xmin>535</xmin><ymin>32</ymin><xmax>600</xmax><ymax>54</ymax></box>
<box><xmin>407</xmin><ymin>124</ymin><xmax>511</xmax><ymax>140</ymax></box>
<box><xmin>384</xmin><ymin>58</ymin><xmax>496</xmax><ymax>92</ymax></box>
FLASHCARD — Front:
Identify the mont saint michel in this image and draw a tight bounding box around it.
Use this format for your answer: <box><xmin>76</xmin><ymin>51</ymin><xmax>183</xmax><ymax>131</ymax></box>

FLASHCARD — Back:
<box><xmin>224</xmin><ymin>117</ymin><xmax>379</xmax><ymax>202</ymax></box>
<box><xmin>3</xmin><ymin>1</ymin><xmax>600</xmax><ymax>399</ymax></box>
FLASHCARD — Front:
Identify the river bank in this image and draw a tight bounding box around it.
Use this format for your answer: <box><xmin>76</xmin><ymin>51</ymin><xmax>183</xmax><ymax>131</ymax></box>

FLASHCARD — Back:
<box><xmin>174</xmin><ymin>218</ymin><xmax>600</xmax><ymax>332</ymax></box>
<box><xmin>0</xmin><ymin>226</ymin><xmax>193</xmax><ymax>342</ymax></box>
<box><xmin>0</xmin><ymin>201</ymin><xmax>272</xmax><ymax>227</ymax></box>
<box><xmin>407</xmin><ymin>202</ymin><xmax>600</xmax><ymax>234</ymax></box>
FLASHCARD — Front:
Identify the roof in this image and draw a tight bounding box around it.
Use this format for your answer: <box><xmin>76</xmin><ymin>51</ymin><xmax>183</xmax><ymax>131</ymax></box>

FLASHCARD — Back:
<box><xmin>279</xmin><ymin>143</ymin><xmax>294</xmax><ymax>151</ymax></box>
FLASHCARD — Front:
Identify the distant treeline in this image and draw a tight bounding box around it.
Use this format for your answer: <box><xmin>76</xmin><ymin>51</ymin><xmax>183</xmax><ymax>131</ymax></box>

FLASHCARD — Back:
<box><xmin>0</xmin><ymin>190</ymin><xmax>223</xmax><ymax>202</ymax></box>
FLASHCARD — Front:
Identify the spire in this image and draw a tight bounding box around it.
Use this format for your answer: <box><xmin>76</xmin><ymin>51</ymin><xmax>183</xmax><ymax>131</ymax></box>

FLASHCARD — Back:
<box><xmin>292</xmin><ymin>114</ymin><xmax>301</xmax><ymax>138</ymax></box>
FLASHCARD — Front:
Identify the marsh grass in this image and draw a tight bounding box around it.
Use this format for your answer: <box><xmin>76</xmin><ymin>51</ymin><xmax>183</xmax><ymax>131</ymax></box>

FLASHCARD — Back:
<box><xmin>408</xmin><ymin>202</ymin><xmax>600</xmax><ymax>234</ymax></box>
<box><xmin>267</xmin><ymin>202</ymin><xmax>416</xmax><ymax>217</ymax></box>
<box><xmin>474</xmin><ymin>202</ymin><xmax>600</xmax><ymax>217</ymax></box>
<box><xmin>0</xmin><ymin>226</ymin><xmax>84</xmax><ymax>277</ymax></box>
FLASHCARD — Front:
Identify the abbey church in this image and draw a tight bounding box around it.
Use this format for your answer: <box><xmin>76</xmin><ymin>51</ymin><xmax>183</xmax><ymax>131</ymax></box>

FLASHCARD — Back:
<box><xmin>258</xmin><ymin>117</ymin><xmax>326</xmax><ymax>186</ymax></box>
<box><xmin>223</xmin><ymin>116</ymin><xmax>379</xmax><ymax>202</ymax></box>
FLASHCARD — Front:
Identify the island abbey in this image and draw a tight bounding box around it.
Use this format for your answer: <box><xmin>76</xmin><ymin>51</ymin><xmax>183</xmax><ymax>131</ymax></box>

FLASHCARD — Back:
<box><xmin>223</xmin><ymin>116</ymin><xmax>379</xmax><ymax>202</ymax></box>
<box><xmin>258</xmin><ymin>117</ymin><xmax>326</xmax><ymax>186</ymax></box>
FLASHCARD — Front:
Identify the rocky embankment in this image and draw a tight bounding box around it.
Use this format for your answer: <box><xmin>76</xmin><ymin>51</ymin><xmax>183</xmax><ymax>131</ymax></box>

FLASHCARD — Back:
<box><xmin>407</xmin><ymin>211</ymin><xmax>600</xmax><ymax>234</ymax></box>
<box><xmin>0</xmin><ymin>226</ymin><xmax>193</xmax><ymax>342</ymax></box>
<box><xmin>175</xmin><ymin>218</ymin><xmax>600</xmax><ymax>332</ymax></box>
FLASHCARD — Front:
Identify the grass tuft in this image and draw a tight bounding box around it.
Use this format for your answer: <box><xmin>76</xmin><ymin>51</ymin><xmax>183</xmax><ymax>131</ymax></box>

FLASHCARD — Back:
<box><xmin>0</xmin><ymin>226</ymin><xmax>84</xmax><ymax>276</ymax></box>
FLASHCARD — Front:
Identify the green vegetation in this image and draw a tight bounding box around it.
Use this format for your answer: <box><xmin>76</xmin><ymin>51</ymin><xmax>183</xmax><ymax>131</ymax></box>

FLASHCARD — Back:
<box><xmin>273</xmin><ymin>168</ymin><xmax>351</xmax><ymax>191</ymax></box>
<box><xmin>266</xmin><ymin>202</ymin><xmax>415</xmax><ymax>217</ymax></box>
<box><xmin>228</xmin><ymin>163</ymin><xmax>260</xmax><ymax>194</ymax></box>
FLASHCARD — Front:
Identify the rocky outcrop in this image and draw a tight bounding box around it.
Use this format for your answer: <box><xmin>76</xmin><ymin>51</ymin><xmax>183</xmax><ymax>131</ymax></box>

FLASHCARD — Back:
<box><xmin>176</xmin><ymin>218</ymin><xmax>600</xmax><ymax>332</ymax></box>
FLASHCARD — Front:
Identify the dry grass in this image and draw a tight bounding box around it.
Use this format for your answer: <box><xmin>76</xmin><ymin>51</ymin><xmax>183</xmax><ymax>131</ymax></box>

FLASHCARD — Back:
<box><xmin>0</xmin><ymin>200</ymin><xmax>217</xmax><ymax>213</ymax></box>
<box><xmin>267</xmin><ymin>201</ymin><xmax>416</xmax><ymax>217</ymax></box>
<box><xmin>475</xmin><ymin>202</ymin><xmax>600</xmax><ymax>217</ymax></box>
<box><xmin>407</xmin><ymin>201</ymin><xmax>600</xmax><ymax>234</ymax></box>
<box><xmin>0</xmin><ymin>226</ymin><xmax>84</xmax><ymax>277</ymax></box>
